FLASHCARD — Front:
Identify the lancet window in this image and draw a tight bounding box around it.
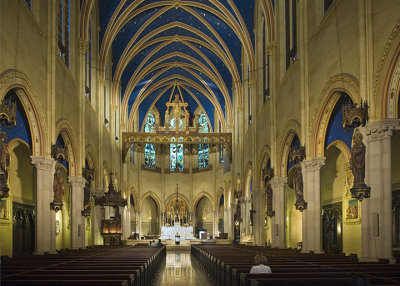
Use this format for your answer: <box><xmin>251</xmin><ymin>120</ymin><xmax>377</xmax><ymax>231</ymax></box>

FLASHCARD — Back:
<box><xmin>170</xmin><ymin>138</ymin><xmax>184</xmax><ymax>171</ymax></box>
<box><xmin>198</xmin><ymin>113</ymin><xmax>209</xmax><ymax>168</ymax></box>
<box><xmin>144</xmin><ymin>113</ymin><xmax>156</xmax><ymax>169</ymax></box>
<box><xmin>57</xmin><ymin>0</ymin><xmax>70</xmax><ymax>66</ymax></box>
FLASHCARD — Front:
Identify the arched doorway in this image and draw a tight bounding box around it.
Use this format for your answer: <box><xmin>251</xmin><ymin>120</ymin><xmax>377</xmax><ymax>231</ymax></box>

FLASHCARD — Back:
<box><xmin>195</xmin><ymin>196</ymin><xmax>213</xmax><ymax>238</ymax></box>
<box><xmin>141</xmin><ymin>196</ymin><xmax>159</xmax><ymax>236</ymax></box>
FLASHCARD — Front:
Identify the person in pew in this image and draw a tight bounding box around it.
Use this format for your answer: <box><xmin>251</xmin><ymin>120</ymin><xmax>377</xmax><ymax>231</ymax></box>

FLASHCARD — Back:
<box><xmin>157</xmin><ymin>239</ymin><xmax>164</xmax><ymax>246</ymax></box>
<box><xmin>250</xmin><ymin>254</ymin><xmax>272</xmax><ymax>274</ymax></box>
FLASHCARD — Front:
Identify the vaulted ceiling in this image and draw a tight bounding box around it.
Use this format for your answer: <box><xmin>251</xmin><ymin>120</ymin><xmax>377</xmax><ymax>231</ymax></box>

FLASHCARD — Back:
<box><xmin>98</xmin><ymin>0</ymin><xmax>258</xmax><ymax>131</ymax></box>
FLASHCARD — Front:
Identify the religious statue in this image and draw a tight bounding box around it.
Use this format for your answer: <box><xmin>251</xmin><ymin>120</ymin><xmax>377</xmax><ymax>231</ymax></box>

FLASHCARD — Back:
<box><xmin>293</xmin><ymin>166</ymin><xmax>307</xmax><ymax>211</ymax></box>
<box><xmin>265</xmin><ymin>183</ymin><xmax>275</xmax><ymax>217</ymax></box>
<box><xmin>0</xmin><ymin>132</ymin><xmax>10</xmax><ymax>199</ymax></box>
<box><xmin>51</xmin><ymin>167</ymin><xmax>64</xmax><ymax>212</ymax></box>
<box><xmin>350</xmin><ymin>129</ymin><xmax>366</xmax><ymax>188</ymax></box>
<box><xmin>349</xmin><ymin>129</ymin><xmax>370</xmax><ymax>200</ymax></box>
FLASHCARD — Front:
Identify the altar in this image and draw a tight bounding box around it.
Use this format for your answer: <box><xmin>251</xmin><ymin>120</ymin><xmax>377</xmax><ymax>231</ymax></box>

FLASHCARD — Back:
<box><xmin>160</xmin><ymin>221</ymin><xmax>194</xmax><ymax>240</ymax></box>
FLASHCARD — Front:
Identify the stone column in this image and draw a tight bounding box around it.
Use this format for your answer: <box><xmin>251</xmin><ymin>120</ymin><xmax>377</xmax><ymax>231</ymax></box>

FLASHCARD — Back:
<box><xmin>136</xmin><ymin>210</ymin><xmax>142</xmax><ymax>237</ymax></box>
<box><xmin>213</xmin><ymin>210</ymin><xmax>219</xmax><ymax>237</ymax></box>
<box><xmin>31</xmin><ymin>156</ymin><xmax>57</xmax><ymax>254</ymax></box>
<box><xmin>224</xmin><ymin>205</ymin><xmax>231</xmax><ymax>239</ymax></box>
<box><xmin>69</xmin><ymin>176</ymin><xmax>86</xmax><ymax>249</ymax></box>
<box><xmin>270</xmin><ymin>177</ymin><xmax>287</xmax><ymax>248</ymax></box>
<box><xmin>301</xmin><ymin>158</ymin><xmax>326</xmax><ymax>253</ymax></box>
<box><xmin>229</xmin><ymin>202</ymin><xmax>236</xmax><ymax>240</ymax></box>
<box><xmin>121</xmin><ymin>206</ymin><xmax>130</xmax><ymax>240</ymax></box>
<box><xmin>362</xmin><ymin>119</ymin><xmax>400</xmax><ymax>260</ymax></box>
<box><xmin>239</xmin><ymin>198</ymin><xmax>246</xmax><ymax>238</ymax></box>
<box><xmin>252</xmin><ymin>188</ymin><xmax>265</xmax><ymax>246</ymax></box>
<box><xmin>92</xmin><ymin>203</ymin><xmax>103</xmax><ymax>245</ymax></box>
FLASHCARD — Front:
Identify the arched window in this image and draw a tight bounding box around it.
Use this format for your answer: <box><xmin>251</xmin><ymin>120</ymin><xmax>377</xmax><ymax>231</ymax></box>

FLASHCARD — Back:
<box><xmin>262</xmin><ymin>16</ymin><xmax>270</xmax><ymax>103</ymax></box>
<box><xmin>57</xmin><ymin>0</ymin><xmax>70</xmax><ymax>66</ymax></box>
<box><xmin>170</xmin><ymin>138</ymin><xmax>184</xmax><ymax>171</ymax></box>
<box><xmin>198</xmin><ymin>113</ymin><xmax>209</xmax><ymax>168</ymax></box>
<box><xmin>285</xmin><ymin>0</ymin><xmax>297</xmax><ymax>69</ymax></box>
<box><xmin>144</xmin><ymin>113</ymin><xmax>156</xmax><ymax>169</ymax></box>
<box><xmin>85</xmin><ymin>20</ymin><xmax>92</xmax><ymax>101</ymax></box>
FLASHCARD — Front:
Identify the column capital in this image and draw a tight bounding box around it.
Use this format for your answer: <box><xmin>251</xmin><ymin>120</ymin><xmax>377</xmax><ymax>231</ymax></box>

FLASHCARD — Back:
<box><xmin>365</xmin><ymin>119</ymin><xmax>400</xmax><ymax>142</ymax></box>
<box><xmin>31</xmin><ymin>156</ymin><xmax>56</xmax><ymax>172</ymax></box>
<box><xmin>301</xmin><ymin>158</ymin><xmax>326</xmax><ymax>172</ymax></box>
<box><xmin>79</xmin><ymin>38</ymin><xmax>89</xmax><ymax>51</ymax></box>
<box><xmin>270</xmin><ymin>177</ymin><xmax>287</xmax><ymax>189</ymax></box>
<box><xmin>68</xmin><ymin>176</ymin><xmax>86</xmax><ymax>188</ymax></box>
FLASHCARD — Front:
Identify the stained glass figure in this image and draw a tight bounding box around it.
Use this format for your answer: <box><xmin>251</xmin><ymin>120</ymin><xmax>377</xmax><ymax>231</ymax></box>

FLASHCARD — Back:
<box><xmin>170</xmin><ymin>137</ymin><xmax>184</xmax><ymax>171</ymax></box>
<box><xmin>198</xmin><ymin>113</ymin><xmax>209</xmax><ymax>168</ymax></box>
<box><xmin>144</xmin><ymin>113</ymin><xmax>156</xmax><ymax>169</ymax></box>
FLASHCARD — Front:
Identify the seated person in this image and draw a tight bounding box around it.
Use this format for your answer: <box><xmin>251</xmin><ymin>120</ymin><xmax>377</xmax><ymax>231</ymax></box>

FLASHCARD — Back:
<box><xmin>157</xmin><ymin>239</ymin><xmax>164</xmax><ymax>246</ymax></box>
<box><xmin>250</xmin><ymin>254</ymin><xmax>272</xmax><ymax>274</ymax></box>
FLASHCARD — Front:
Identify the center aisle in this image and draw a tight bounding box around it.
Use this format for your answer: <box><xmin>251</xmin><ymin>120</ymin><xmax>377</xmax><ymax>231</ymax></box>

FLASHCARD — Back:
<box><xmin>154</xmin><ymin>249</ymin><xmax>213</xmax><ymax>286</ymax></box>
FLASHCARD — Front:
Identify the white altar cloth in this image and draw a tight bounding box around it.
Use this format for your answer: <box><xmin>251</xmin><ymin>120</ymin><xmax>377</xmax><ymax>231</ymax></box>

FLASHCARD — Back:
<box><xmin>160</xmin><ymin>223</ymin><xmax>194</xmax><ymax>240</ymax></box>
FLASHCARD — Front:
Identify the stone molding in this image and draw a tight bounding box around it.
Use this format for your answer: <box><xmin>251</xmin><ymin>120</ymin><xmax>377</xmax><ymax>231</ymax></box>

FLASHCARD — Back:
<box><xmin>270</xmin><ymin>177</ymin><xmax>288</xmax><ymax>189</ymax></box>
<box><xmin>266</xmin><ymin>41</ymin><xmax>277</xmax><ymax>55</ymax></box>
<box><xmin>31</xmin><ymin>156</ymin><xmax>56</xmax><ymax>172</ymax></box>
<box><xmin>365</xmin><ymin>119</ymin><xmax>400</xmax><ymax>143</ymax></box>
<box><xmin>301</xmin><ymin>158</ymin><xmax>326</xmax><ymax>172</ymax></box>
<box><xmin>68</xmin><ymin>176</ymin><xmax>86</xmax><ymax>188</ymax></box>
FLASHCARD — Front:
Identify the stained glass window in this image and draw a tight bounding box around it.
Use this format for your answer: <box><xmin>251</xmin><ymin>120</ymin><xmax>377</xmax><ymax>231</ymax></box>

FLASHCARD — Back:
<box><xmin>57</xmin><ymin>0</ymin><xmax>70</xmax><ymax>66</ymax></box>
<box><xmin>198</xmin><ymin>113</ymin><xmax>209</xmax><ymax>168</ymax></box>
<box><xmin>144</xmin><ymin>113</ymin><xmax>156</xmax><ymax>169</ymax></box>
<box><xmin>24</xmin><ymin>0</ymin><xmax>32</xmax><ymax>9</ymax></box>
<box><xmin>170</xmin><ymin>139</ymin><xmax>184</xmax><ymax>171</ymax></box>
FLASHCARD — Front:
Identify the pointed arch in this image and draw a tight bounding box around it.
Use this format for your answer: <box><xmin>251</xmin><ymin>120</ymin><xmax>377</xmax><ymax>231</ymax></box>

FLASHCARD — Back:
<box><xmin>310</xmin><ymin>74</ymin><xmax>360</xmax><ymax>158</ymax></box>
<box><xmin>0</xmin><ymin>70</ymin><xmax>46</xmax><ymax>156</ymax></box>
<box><xmin>278</xmin><ymin>120</ymin><xmax>301</xmax><ymax>177</ymax></box>
<box><xmin>193</xmin><ymin>192</ymin><xmax>214</xmax><ymax>211</ymax></box>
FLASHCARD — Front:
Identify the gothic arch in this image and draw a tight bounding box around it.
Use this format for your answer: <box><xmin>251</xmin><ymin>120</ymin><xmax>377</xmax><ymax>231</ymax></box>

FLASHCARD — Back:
<box><xmin>255</xmin><ymin>0</ymin><xmax>275</xmax><ymax>43</ymax></box>
<box><xmin>193</xmin><ymin>192</ymin><xmax>214</xmax><ymax>211</ymax></box>
<box><xmin>85</xmin><ymin>144</ymin><xmax>97</xmax><ymax>186</ymax></box>
<box><xmin>381</xmin><ymin>41</ymin><xmax>400</xmax><ymax>119</ymax></box>
<box><xmin>165</xmin><ymin>192</ymin><xmax>190</xmax><ymax>212</ymax></box>
<box><xmin>325</xmin><ymin>140</ymin><xmax>351</xmax><ymax>160</ymax></box>
<box><xmin>216</xmin><ymin>187</ymin><xmax>224</xmax><ymax>209</ymax></box>
<box><xmin>56</xmin><ymin>119</ymin><xmax>79</xmax><ymax>177</ymax></box>
<box><xmin>244</xmin><ymin>162</ymin><xmax>253</xmax><ymax>198</ymax></box>
<box><xmin>278</xmin><ymin>120</ymin><xmax>301</xmax><ymax>177</ymax></box>
<box><xmin>141</xmin><ymin>192</ymin><xmax>161</xmax><ymax>212</ymax></box>
<box><xmin>311</xmin><ymin>74</ymin><xmax>360</xmax><ymax>157</ymax></box>
<box><xmin>257</xmin><ymin>145</ymin><xmax>271</xmax><ymax>189</ymax></box>
<box><xmin>0</xmin><ymin>70</ymin><xmax>46</xmax><ymax>156</ymax></box>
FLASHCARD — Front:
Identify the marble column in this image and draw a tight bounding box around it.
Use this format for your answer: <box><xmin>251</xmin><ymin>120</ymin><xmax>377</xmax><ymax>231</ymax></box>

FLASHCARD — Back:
<box><xmin>239</xmin><ymin>198</ymin><xmax>246</xmax><ymax>238</ymax></box>
<box><xmin>69</xmin><ymin>176</ymin><xmax>86</xmax><ymax>249</ymax></box>
<box><xmin>31</xmin><ymin>156</ymin><xmax>57</xmax><ymax>254</ymax></box>
<box><xmin>362</xmin><ymin>119</ymin><xmax>400</xmax><ymax>260</ymax></box>
<box><xmin>121</xmin><ymin>206</ymin><xmax>130</xmax><ymax>240</ymax></box>
<box><xmin>301</xmin><ymin>158</ymin><xmax>326</xmax><ymax>253</ymax></box>
<box><xmin>252</xmin><ymin>188</ymin><xmax>265</xmax><ymax>246</ymax></box>
<box><xmin>92</xmin><ymin>203</ymin><xmax>103</xmax><ymax>245</ymax></box>
<box><xmin>270</xmin><ymin>177</ymin><xmax>287</xmax><ymax>248</ymax></box>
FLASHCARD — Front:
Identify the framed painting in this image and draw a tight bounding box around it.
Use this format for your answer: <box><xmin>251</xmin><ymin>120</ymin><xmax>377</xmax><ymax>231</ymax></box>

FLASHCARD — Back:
<box><xmin>345</xmin><ymin>199</ymin><xmax>361</xmax><ymax>224</ymax></box>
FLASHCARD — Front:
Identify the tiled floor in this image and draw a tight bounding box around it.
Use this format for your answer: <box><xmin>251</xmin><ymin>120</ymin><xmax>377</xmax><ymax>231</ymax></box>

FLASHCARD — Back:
<box><xmin>154</xmin><ymin>250</ymin><xmax>213</xmax><ymax>286</ymax></box>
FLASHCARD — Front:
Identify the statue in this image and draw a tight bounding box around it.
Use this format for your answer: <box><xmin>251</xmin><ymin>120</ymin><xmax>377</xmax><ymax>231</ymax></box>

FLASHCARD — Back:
<box><xmin>350</xmin><ymin>129</ymin><xmax>366</xmax><ymax>188</ymax></box>
<box><xmin>51</xmin><ymin>167</ymin><xmax>64</xmax><ymax>212</ymax></box>
<box><xmin>349</xmin><ymin>129</ymin><xmax>370</xmax><ymax>200</ymax></box>
<box><xmin>293</xmin><ymin>166</ymin><xmax>307</xmax><ymax>211</ymax></box>
<box><xmin>0</xmin><ymin>132</ymin><xmax>10</xmax><ymax>199</ymax></box>
<box><xmin>265</xmin><ymin>183</ymin><xmax>275</xmax><ymax>217</ymax></box>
